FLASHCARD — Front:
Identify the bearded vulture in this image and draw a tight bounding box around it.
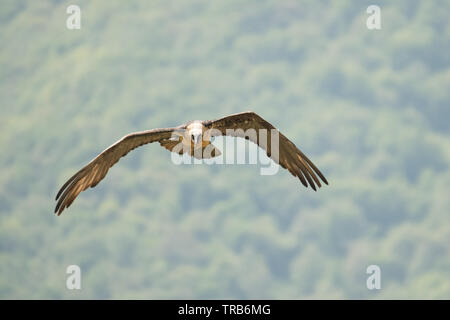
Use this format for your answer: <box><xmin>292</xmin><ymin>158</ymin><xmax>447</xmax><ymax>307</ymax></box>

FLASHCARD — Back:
<box><xmin>55</xmin><ymin>111</ymin><xmax>328</xmax><ymax>215</ymax></box>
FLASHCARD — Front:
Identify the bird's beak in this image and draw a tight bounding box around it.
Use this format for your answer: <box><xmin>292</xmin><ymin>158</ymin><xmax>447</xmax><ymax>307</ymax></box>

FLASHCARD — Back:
<box><xmin>194</xmin><ymin>134</ymin><xmax>201</xmax><ymax>145</ymax></box>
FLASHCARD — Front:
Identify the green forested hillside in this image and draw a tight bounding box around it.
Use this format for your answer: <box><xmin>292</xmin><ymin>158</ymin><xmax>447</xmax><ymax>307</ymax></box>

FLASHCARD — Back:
<box><xmin>0</xmin><ymin>0</ymin><xmax>449</xmax><ymax>299</ymax></box>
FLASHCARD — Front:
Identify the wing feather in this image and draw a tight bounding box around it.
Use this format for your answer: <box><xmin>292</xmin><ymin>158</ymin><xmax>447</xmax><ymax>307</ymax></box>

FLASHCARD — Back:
<box><xmin>204</xmin><ymin>111</ymin><xmax>328</xmax><ymax>189</ymax></box>
<box><xmin>55</xmin><ymin>127</ymin><xmax>177</xmax><ymax>215</ymax></box>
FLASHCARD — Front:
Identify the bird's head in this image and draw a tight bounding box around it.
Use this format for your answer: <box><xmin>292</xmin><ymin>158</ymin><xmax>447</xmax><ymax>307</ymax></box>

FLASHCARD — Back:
<box><xmin>190</xmin><ymin>130</ymin><xmax>202</xmax><ymax>145</ymax></box>
<box><xmin>186</xmin><ymin>121</ymin><xmax>206</xmax><ymax>146</ymax></box>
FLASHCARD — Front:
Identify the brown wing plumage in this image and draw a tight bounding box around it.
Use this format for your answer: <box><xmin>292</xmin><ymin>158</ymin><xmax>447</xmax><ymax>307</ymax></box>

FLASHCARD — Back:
<box><xmin>203</xmin><ymin>111</ymin><xmax>328</xmax><ymax>190</ymax></box>
<box><xmin>55</xmin><ymin>127</ymin><xmax>179</xmax><ymax>215</ymax></box>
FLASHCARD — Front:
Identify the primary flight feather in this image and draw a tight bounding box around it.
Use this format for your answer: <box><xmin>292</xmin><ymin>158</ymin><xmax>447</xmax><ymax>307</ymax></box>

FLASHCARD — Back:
<box><xmin>55</xmin><ymin>111</ymin><xmax>328</xmax><ymax>215</ymax></box>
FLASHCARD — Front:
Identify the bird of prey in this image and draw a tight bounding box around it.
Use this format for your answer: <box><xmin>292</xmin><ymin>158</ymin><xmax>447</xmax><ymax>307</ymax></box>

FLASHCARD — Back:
<box><xmin>55</xmin><ymin>111</ymin><xmax>328</xmax><ymax>215</ymax></box>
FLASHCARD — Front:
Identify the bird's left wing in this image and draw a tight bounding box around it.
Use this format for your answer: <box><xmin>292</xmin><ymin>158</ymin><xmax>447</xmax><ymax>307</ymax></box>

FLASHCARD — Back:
<box><xmin>203</xmin><ymin>111</ymin><xmax>328</xmax><ymax>190</ymax></box>
<box><xmin>55</xmin><ymin>127</ymin><xmax>180</xmax><ymax>215</ymax></box>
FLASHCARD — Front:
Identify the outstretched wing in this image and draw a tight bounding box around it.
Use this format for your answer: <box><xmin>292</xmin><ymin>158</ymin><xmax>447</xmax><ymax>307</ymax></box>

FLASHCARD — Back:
<box><xmin>55</xmin><ymin>127</ymin><xmax>180</xmax><ymax>215</ymax></box>
<box><xmin>203</xmin><ymin>111</ymin><xmax>328</xmax><ymax>190</ymax></box>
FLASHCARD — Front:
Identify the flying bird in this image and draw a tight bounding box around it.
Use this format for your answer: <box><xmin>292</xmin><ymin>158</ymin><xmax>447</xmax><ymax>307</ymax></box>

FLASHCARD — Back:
<box><xmin>55</xmin><ymin>111</ymin><xmax>328</xmax><ymax>215</ymax></box>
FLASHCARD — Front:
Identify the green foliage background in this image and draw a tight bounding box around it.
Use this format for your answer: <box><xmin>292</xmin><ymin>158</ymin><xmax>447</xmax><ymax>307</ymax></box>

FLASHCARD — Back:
<box><xmin>1</xmin><ymin>0</ymin><xmax>449</xmax><ymax>299</ymax></box>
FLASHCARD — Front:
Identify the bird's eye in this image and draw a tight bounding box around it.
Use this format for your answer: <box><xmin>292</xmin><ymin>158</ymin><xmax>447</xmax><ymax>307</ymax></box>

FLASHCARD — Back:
<box><xmin>191</xmin><ymin>134</ymin><xmax>195</xmax><ymax>141</ymax></box>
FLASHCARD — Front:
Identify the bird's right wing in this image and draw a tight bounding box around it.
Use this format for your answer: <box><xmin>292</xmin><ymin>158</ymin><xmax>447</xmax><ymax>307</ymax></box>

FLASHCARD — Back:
<box><xmin>55</xmin><ymin>127</ymin><xmax>180</xmax><ymax>215</ymax></box>
<box><xmin>203</xmin><ymin>111</ymin><xmax>328</xmax><ymax>190</ymax></box>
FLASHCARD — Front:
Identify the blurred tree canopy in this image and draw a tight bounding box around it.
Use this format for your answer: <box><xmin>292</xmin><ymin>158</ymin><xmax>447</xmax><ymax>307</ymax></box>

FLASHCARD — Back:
<box><xmin>0</xmin><ymin>0</ymin><xmax>449</xmax><ymax>299</ymax></box>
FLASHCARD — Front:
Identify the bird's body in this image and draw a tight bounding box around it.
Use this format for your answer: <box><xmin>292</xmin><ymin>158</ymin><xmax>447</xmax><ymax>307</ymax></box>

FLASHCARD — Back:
<box><xmin>55</xmin><ymin>111</ymin><xmax>328</xmax><ymax>215</ymax></box>
<box><xmin>159</xmin><ymin>120</ymin><xmax>219</xmax><ymax>159</ymax></box>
